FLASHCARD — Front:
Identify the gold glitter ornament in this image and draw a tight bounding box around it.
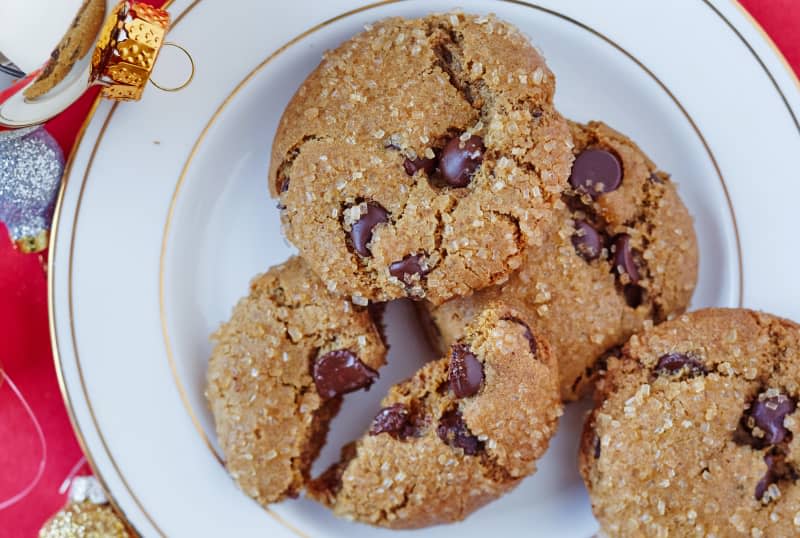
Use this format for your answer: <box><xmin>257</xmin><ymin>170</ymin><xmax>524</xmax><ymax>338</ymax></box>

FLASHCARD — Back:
<box><xmin>38</xmin><ymin>502</ymin><xmax>130</xmax><ymax>538</ymax></box>
<box><xmin>38</xmin><ymin>476</ymin><xmax>132</xmax><ymax>538</ymax></box>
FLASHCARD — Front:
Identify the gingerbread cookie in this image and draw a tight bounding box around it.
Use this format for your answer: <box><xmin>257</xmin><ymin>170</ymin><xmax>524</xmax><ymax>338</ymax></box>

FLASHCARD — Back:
<box><xmin>206</xmin><ymin>256</ymin><xmax>387</xmax><ymax>505</ymax></box>
<box><xmin>269</xmin><ymin>12</ymin><xmax>573</xmax><ymax>305</ymax></box>
<box><xmin>580</xmin><ymin>308</ymin><xmax>800</xmax><ymax>537</ymax></box>
<box><xmin>25</xmin><ymin>0</ymin><xmax>105</xmax><ymax>99</ymax></box>
<box><xmin>308</xmin><ymin>303</ymin><xmax>562</xmax><ymax>528</ymax></box>
<box><xmin>425</xmin><ymin>120</ymin><xmax>698</xmax><ymax>400</ymax></box>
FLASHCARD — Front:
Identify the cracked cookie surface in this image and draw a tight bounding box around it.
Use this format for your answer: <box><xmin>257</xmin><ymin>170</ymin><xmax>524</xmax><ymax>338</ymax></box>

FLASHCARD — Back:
<box><xmin>307</xmin><ymin>303</ymin><xmax>562</xmax><ymax>528</ymax></box>
<box><xmin>206</xmin><ymin>256</ymin><xmax>387</xmax><ymax>505</ymax></box>
<box><xmin>269</xmin><ymin>13</ymin><xmax>573</xmax><ymax>305</ymax></box>
<box><xmin>424</xmin><ymin>121</ymin><xmax>698</xmax><ymax>400</ymax></box>
<box><xmin>580</xmin><ymin>309</ymin><xmax>800</xmax><ymax>537</ymax></box>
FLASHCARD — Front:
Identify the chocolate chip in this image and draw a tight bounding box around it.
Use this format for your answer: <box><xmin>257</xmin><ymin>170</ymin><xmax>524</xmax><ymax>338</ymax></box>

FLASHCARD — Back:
<box><xmin>747</xmin><ymin>394</ymin><xmax>797</xmax><ymax>446</ymax></box>
<box><xmin>654</xmin><ymin>353</ymin><xmax>707</xmax><ymax>377</ymax></box>
<box><xmin>369</xmin><ymin>403</ymin><xmax>414</xmax><ymax>439</ymax></box>
<box><xmin>403</xmin><ymin>155</ymin><xmax>437</xmax><ymax>176</ymax></box>
<box><xmin>350</xmin><ymin>202</ymin><xmax>388</xmax><ymax>257</ymax></box>
<box><xmin>312</xmin><ymin>350</ymin><xmax>378</xmax><ymax>399</ymax></box>
<box><xmin>500</xmin><ymin>316</ymin><xmax>537</xmax><ymax>356</ymax></box>
<box><xmin>612</xmin><ymin>234</ymin><xmax>640</xmax><ymax>284</ymax></box>
<box><xmin>756</xmin><ymin>454</ymin><xmax>776</xmax><ymax>500</ymax></box>
<box><xmin>648</xmin><ymin>172</ymin><xmax>665</xmax><ymax>184</ymax></box>
<box><xmin>439</xmin><ymin>135</ymin><xmax>484</xmax><ymax>187</ymax></box>
<box><xmin>571</xmin><ymin>220</ymin><xmax>602</xmax><ymax>261</ymax></box>
<box><xmin>623</xmin><ymin>284</ymin><xmax>644</xmax><ymax>308</ymax></box>
<box><xmin>449</xmin><ymin>344</ymin><xmax>484</xmax><ymax>398</ymax></box>
<box><xmin>755</xmin><ymin>453</ymin><xmax>798</xmax><ymax>501</ymax></box>
<box><xmin>593</xmin><ymin>436</ymin><xmax>601</xmax><ymax>459</ymax></box>
<box><xmin>389</xmin><ymin>254</ymin><xmax>428</xmax><ymax>284</ymax></box>
<box><xmin>437</xmin><ymin>409</ymin><xmax>482</xmax><ymax>455</ymax></box>
<box><xmin>278</xmin><ymin>176</ymin><xmax>290</xmax><ymax>193</ymax></box>
<box><xmin>568</xmin><ymin>148</ymin><xmax>622</xmax><ymax>197</ymax></box>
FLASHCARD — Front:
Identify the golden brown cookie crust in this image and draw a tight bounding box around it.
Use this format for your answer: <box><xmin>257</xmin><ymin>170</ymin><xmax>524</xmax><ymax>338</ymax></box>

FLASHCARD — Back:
<box><xmin>24</xmin><ymin>0</ymin><xmax>105</xmax><ymax>99</ymax></box>
<box><xmin>308</xmin><ymin>303</ymin><xmax>562</xmax><ymax>528</ymax></box>
<box><xmin>206</xmin><ymin>256</ymin><xmax>387</xmax><ymax>505</ymax></box>
<box><xmin>269</xmin><ymin>13</ymin><xmax>573</xmax><ymax>305</ymax></box>
<box><xmin>580</xmin><ymin>308</ymin><xmax>800</xmax><ymax>537</ymax></box>
<box><xmin>425</xmin><ymin>120</ymin><xmax>698</xmax><ymax>400</ymax></box>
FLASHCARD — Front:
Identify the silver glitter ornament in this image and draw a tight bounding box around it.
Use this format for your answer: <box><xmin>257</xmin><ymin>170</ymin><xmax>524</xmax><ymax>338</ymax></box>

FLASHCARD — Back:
<box><xmin>0</xmin><ymin>126</ymin><xmax>64</xmax><ymax>252</ymax></box>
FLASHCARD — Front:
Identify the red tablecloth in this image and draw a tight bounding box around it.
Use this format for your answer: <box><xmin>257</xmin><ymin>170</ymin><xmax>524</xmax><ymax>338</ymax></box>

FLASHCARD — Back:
<box><xmin>1</xmin><ymin>2</ymin><xmax>798</xmax><ymax>536</ymax></box>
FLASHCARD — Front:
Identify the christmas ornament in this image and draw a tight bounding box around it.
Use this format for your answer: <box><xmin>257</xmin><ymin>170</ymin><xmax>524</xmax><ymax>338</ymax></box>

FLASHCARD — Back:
<box><xmin>39</xmin><ymin>476</ymin><xmax>131</xmax><ymax>538</ymax></box>
<box><xmin>0</xmin><ymin>0</ymin><xmax>192</xmax><ymax>130</ymax></box>
<box><xmin>0</xmin><ymin>127</ymin><xmax>63</xmax><ymax>252</ymax></box>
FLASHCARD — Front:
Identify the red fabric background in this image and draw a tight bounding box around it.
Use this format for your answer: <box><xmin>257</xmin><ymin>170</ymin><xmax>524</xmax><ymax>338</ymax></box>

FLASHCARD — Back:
<box><xmin>0</xmin><ymin>2</ymin><xmax>797</xmax><ymax>536</ymax></box>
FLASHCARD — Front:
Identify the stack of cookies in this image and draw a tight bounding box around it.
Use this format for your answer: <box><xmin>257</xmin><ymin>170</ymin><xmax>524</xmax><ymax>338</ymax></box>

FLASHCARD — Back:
<box><xmin>207</xmin><ymin>12</ymin><xmax>800</xmax><ymax>536</ymax></box>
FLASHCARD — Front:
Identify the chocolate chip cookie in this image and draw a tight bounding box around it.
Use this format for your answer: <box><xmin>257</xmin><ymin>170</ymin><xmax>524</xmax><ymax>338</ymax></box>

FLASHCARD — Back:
<box><xmin>424</xmin><ymin>120</ymin><xmax>698</xmax><ymax>400</ymax></box>
<box><xmin>307</xmin><ymin>303</ymin><xmax>562</xmax><ymax>528</ymax></box>
<box><xmin>269</xmin><ymin>13</ymin><xmax>573</xmax><ymax>305</ymax></box>
<box><xmin>580</xmin><ymin>309</ymin><xmax>800</xmax><ymax>537</ymax></box>
<box><xmin>25</xmin><ymin>0</ymin><xmax>105</xmax><ymax>99</ymax></box>
<box><xmin>206</xmin><ymin>256</ymin><xmax>387</xmax><ymax>505</ymax></box>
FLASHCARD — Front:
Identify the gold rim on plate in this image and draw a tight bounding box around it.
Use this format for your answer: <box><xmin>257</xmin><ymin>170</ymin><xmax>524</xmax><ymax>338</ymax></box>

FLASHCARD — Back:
<box><xmin>49</xmin><ymin>1</ymin><xmax>800</xmax><ymax>536</ymax></box>
<box><xmin>163</xmin><ymin>1</ymin><xmax>744</xmax><ymax>534</ymax></box>
<box><xmin>163</xmin><ymin>0</ymin><xmax>749</xmax><ymax>464</ymax></box>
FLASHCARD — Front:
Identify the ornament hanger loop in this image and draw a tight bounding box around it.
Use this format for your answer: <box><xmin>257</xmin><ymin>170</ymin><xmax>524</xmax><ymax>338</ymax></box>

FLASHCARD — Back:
<box><xmin>149</xmin><ymin>42</ymin><xmax>195</xmax><ymax>93</ymax></box>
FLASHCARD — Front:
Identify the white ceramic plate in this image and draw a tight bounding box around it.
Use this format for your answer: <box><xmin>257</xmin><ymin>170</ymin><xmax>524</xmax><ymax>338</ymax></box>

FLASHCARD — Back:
<box><xmin>49</xmin><ymin>1</ymin><xmax>800</xmax><ymax>536</ymax></box>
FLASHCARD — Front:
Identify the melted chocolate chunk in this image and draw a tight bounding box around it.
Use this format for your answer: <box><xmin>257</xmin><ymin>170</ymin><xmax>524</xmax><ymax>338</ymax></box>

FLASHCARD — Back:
<box><xmin>654</xmin><ymin>353</ymin><xmax>707</xmax><ymax>377</ymax></box>
<box><xmin>312</xmin><ymin>350</ymin><xmax>378</xmax><ymax>399</ymax></box>
<box><xmin>389</xmin><ymin>254</ymin><xmax>428</xmax><ymax>284</ymax></box>
<box><xmin>612</xmin><ymin>234</ymin><xmax>640</xmax><ymax>284</ymax></box>
<box><xmin>745</xmin><ymin>393</ymin><xmax>797</xmax><ymax>447</ymax></box>
<box><xmin>439</xmin><ymin>135</ymin><xmax>484</xmax><ymax>187</ymax></box>
<box><xmin>350</xmin><ymin>202</ymin><xmax>389</xmax><ymax>257</ymax></box>
<box><xmin>568</xmin><ymin>148</ymin><xmax>622</xmax><ymax>197</ymax></box>
<box><xmin>369</xmin><ymin>403</ymin><xmax>417</xmax><ymax>439</ymax></box>
<box><xmin>437</xmin><ymin>409</ymin><xmax>482</xmax><ymax>455</ymax></box>
<box><xmin>403</xmin><ymin>155</ymin><xmax>437</xmax><ymax>176</ymax></box>
<box><xmin>755</xmin><ymin>452</ymin><xmax>798</xmax><ymax>501</ymax></box>
<box><xmin>571</xmin><ymin>220</ymin><xmax>602</xmax><ymax>261</ymax></box>
<box><xmin>623</xmin><ymin>284</ymin><xmax>645</xmax><ymax>308</ymax></box>
<box><xmin>449</xmin><ymin>344</ymin><xmax>484</xmax><ymax>398</ymax></box>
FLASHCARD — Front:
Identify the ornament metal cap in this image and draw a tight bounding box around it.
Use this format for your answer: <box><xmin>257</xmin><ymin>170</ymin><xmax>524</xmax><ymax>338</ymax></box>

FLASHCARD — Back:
<box><xmin>92</xmin><ymin>0</ymin><xmax>193</xmax><ymax>101</ymax></box>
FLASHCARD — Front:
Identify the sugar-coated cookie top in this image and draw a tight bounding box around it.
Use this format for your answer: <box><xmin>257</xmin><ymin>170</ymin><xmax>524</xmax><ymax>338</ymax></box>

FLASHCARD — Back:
<box><xmin>206</xmin><ymin>256</ymin><xmax>386</xmax><ymax>505</ymax></box>
<box><xmin>270</xmin><ymin>12</ymin><xmax>574</xmax><ymax>305</ymax></box>
<box><xmin>581</xmin><ymin>308</ymin><xmax>800</xmax><ymax>537</ymax></box>
<box><xmin>427</xmin><ymin>120</ymin><xmax>698</xmax><ymax>401</ymax></box>
<box><xmin>309</xmin><ymin>303</ymin><xmax>562</xmax><ymax>528</ymax></box>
